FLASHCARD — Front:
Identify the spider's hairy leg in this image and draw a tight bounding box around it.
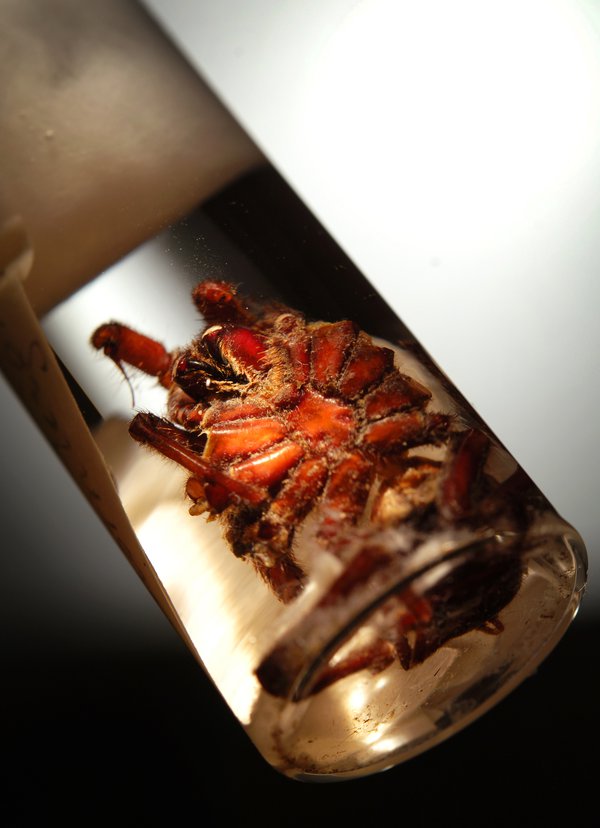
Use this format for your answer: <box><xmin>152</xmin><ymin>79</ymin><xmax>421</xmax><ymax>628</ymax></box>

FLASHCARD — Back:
<box><xmin>220</xmin><ymin>452</ymin><xmax>322</xmax><ymax>603</ymax></box>
<box><xmin>386</xmin><ymin>429</ymin><xmax>526</xmax><ymax>669</ymax></box>
<box><xmin>309</xmin><ymin>320</ymin><xmax>357</xmax><ymax>395</ymax></box>
<box><xmin>435</xmin><ymin>426</ymin><xmax>532</xmax><ymax>525</ymax></box>
<box><xmin>337</xmin><ymin>332</ymin><xmax>394</xmax><ymax>398</ymax></box>
<box><xmin>363</xmin><ymin>371</ymin><xmax>433</xmax><ymax>422</ymax></box>
<box><xmin>263</xmin><ymin>312</ymin><xmax>311</xmax><ymax>404</ymax></box>
<box><xmin>251</xmin><ymin>549</ymin><xmax>307</xmax><ymax>604</ymax></box>
<box><xmin>223</xmin><ymin>501</ymin><xmax>309</xmax><ymax>604</ymax></box>
<box><xmin>256</xmin><ymin>528</ymin><xmax>523</xmax><ymax>698</ymax></box>
<box><xmin>228</xmin><ymin>441</ymin><xmax>305</xmax><ymax>489</ymax></box>
<box><xmin>204</xmin><ymin>417</ymin><xmax>288</xmax><ymax>462</ymax></box>
<box><xmin>302</xmin><ymin>640</ymin><xmax>397</xmax><ymax>696</ymax></box>
<box><xmin>438</xmin><ymin>427</ymin><xmax>491</xmax><ymax>520</ymax></box>
<box><xmin>393</xmin><ymin>537</ymin><xmax>523</xmax><ymax>670</ymax></box>
<box><xmin>201</xmin><ymin>399</ymin><xmax>271</xmax><ymax>428</ymax></box>
<box><xmin>361</xmin><ymin>410</ymin><xmax>452</xmax><ymax>454</ymax></box>
<box><xmin>192</xmin><ymin>280</ymin><xmax>257</xmax><ymax>327</ymax></box>
<box><xmin>254</xmin><ymin>457</ymin><xmax>329</xmax><ymax>560</ymax></box>
<box><xmin>255</xmin><ymin>541</ymin><xmax>399</xmax><ymax>698</ymax></box>
<box><xmin>316</xmin><ymin>450</ymin><xmax>375</xmax><ymax>550</ymax></box>
<box><xmin>129</xmin><ymin>412</ymin><xmax>265</xmax><ymax>510</ymax></box>
<box><xmin>272</xmin><ymin>312</ymin><xmax>310</xmax><ymax>386</ymax></box>
<box><xmin>91</xmin><ymin>322</ymin><xmax>173</xmax><ymax>388</ymax></box>
<box><xmin>309</xmin><ymin>319</ymin><xmax>394</xmax><ymax>399</ymax></box>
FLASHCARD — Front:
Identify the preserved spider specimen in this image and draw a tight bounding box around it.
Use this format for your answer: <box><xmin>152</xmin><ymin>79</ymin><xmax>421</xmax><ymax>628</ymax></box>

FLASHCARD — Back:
<box><xmin>92</xmin><ymin>280</ymin><xmax>528</xmax><ymax>699</ymax></box>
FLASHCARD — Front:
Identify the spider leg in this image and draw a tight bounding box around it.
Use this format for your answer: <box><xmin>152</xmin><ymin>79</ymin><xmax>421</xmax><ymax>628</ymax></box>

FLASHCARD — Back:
<box><xmin>316</xmin><ymin>450</ymin><xmax>375</xmax><ymax>550</ymax></box>
<box><xmin>130</xmin><ymin>413</ymin><xmax>306</xmax><ymax>599</ymax></box>
<box><xmin>284</xmin><ymin>581</ymin><xmax>434</xmax><ymax>693</ymax></box>
<box><xmin>307</xmin><ymin>640</ymin><xmax>397</xmax><ymax>695</ymax></box>
<box><xmin>274</xmin><ymin>313</ymin><xmax>310</xmax><ymax>389</ymax></box>
<box><xmin>262</xmin><ymin>312</ymin><xmax>311</xmax><ymax>405</ymax></box>
<box><xmin>256</xmin><ymin>528</ymin><xmax>523</xmax><ymax>697</ymax></box>
<box><xmin>253</xmin><ymin>556</ymin><xmax>307</xmax><ymax>604</ymax></box>
<box><xmin>363</xmin><ymin>371</ymin><xmax>432</xmax><ymax>421</ymax></box>
<box><xmin>337</xmin><ymin>331</ymin><xmax>394</xmax><ymax>398</ymax></box>
<box><xmin>309</xmin><ymin>320</ymin><xmax>357</xmax><ymax>395</ymax></box>
<box><xmin>191</xmin><ymin>432</ymin><xmax>311</xmax><ymax>602</ymax></box>
<box><xmin>204</xmin><ymin>416</ymin><xmax>287</xmax><ymax>462</ymax></box>
<box><xmin>256</xmin><ymin>540</ymin><xmax>401</xmax><ymax>697</ymax></box>
<box><xmin>222</xmin><ymin>502</ymin><xmax>307</xmax><ymax>603</ymax></box>
<box><xmin>254</xmin><ymin>457</ymin><xmax>329</xmax><ymax>560</ymax></box>
<box><xmin>228</xmin><ymin>441</ymin><xmax>304</xmax><ymax>488</ymax></box>
<box><xmin>393</xmin><ymin>538</ymin><xmax>523</xmax><ymax>669</ymax></box>
<box><xmin>310</xmin><ymin>321</ymin><xmax>401</xmax><ymax>401</ymax></box>
<box><xmin>388</xmin><ymin>429</ymin><xmax>526</xmax><ymax>668</ymax></box>
<box><xmin>201</xmin><ymin>399</ymin><xmax>272</xmax><ymax>427</ymax></box>
<box><xmin>368</xmin><ymin>427</ymin><xmax>491</xmax><ymax>527</ymax></box>
<box><xmin>91</xmin><ymin>323</ymin><xmax>173</xmax><ymax>388</ymax></box>
<box><xmin>228</xmin><ymin>457</ymin><xmax>328</xmax><ymax>602</ymax></box>
<box><xmin>129</xmin><ymin>412</ymin><xmax>265</xmax><ymax>509</ymax></box>
<box><xmin>255</xmin><ymin>542</ymin><xmax>466</xmax><ymax>697</ymax></box>
<box><xmin>192</xmin><ymin>280</ymin><xmax>258</xmax><ymax>327</ymax></box>
<box><xmin>361</xmin><ymin>410</ymin><xmax>451</xmax><ymax>454</ymax></box>
<box><xmin>438</xmin><ymin>428</ymin><xmax>491</xmax><ymax>520</ymax></box>
<box><xmin>131</xmin><ymin>404</ymin><xmax>315</xmax><ymax>602</ymax></box>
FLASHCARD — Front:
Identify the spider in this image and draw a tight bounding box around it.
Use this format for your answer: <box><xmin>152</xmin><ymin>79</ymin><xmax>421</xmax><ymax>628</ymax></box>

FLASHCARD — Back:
<box><xmin>92</xmin><ymin>280</ymin><xmax>526</xmax><ymax>698</ymax></box>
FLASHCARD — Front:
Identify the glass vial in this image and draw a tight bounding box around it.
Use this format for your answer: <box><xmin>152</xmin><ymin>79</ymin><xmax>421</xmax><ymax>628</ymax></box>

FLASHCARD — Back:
<box><xmin>39</xmin><ymin>166</ymin><xmax>587</xmax><ymax>780</ymax></box>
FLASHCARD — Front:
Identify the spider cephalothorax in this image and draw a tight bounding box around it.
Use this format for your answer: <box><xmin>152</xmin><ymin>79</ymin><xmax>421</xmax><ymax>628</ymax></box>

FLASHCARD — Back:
<box><xmin>92</xmin><ymin>280</ymin><xmax>526</xmax><ymax>697</ymax></box>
